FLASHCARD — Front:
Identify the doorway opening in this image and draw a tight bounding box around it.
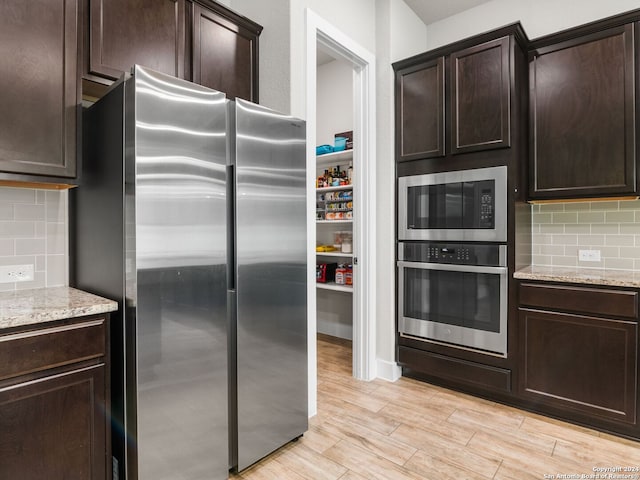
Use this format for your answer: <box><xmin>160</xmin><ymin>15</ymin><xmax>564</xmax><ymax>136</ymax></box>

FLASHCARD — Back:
<box><xmin>305</xmin><ymin>9</ymin><xmax>377</xmax><ymax>416</ymax></box>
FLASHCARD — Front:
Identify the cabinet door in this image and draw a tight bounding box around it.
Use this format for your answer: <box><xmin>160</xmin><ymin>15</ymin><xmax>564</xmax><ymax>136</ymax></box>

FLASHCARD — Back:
<box><xmin>395</xmin><ymin>57</ymin><xmax>445</xmax><ymax>162</ymax></box>
<box><xmin>0</xmin><ymin>365</ymin><xmax>108</xmax><ymax>480</ymax></box>
<box><xmin>519</xmin><ymin>308</ymin><xmax>637</xmax><ymax>425</ymax></box>
<box><xmin>451</xmin><ymin>36</ymin><xmax>511</xmax><ymax>154</ymax></box>
<box><xmin>88</xmin><ymin>0</ymin><xmax>185</xmax><ymax>81</ymax></box>
<box><xmin>529</xmin><ymin>24</ymin><xmax>635</xmax><ymax>199</ymax></box>
<box><xmin>0</xmin><ymin>0</ymin><xmax>79</xmax><ymax>178</ymax></box>
<box><xmin>192</xmin><ymin>3</ymin><xmax>259</xmax><ymax>101</ymax></box>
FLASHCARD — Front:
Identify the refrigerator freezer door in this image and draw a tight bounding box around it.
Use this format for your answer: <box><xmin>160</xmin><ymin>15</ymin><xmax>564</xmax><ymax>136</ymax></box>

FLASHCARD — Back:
<box><xmin>131</xmin><ymin>65</ymin><xmax>229</xmax><ymax>480</ymax></box>
<box><xmin>233</xmin><ymin>99</ymin><xmax>308</xmax><ymax>470</ymax></box>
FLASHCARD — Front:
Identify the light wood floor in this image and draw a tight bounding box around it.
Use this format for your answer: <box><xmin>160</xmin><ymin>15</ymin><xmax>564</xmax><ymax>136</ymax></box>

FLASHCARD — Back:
<box><xmin>234</xmin><ymin>335</ymin><xmax>640</xmax><ymax>479</ymax></box>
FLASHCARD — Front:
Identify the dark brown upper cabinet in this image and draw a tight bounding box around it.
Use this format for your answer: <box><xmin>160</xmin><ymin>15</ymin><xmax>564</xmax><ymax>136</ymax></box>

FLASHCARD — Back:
<box><xmin>84</xmin><ymin>0</ymin><xmax>261</xmax><ymax>102</ymax></box>
<box><xmin>451</xmin><ymin>36</ymin><xmax>511</xmax><ymax>154</ymax></box>
<box><xmin>0</xmin><ymin>0</ymin><xmax>81</xmax><ymax>180</ymax></box>
<box><xmin>529</xmin><ymin>24</ymin><xmax>636</xmax><ymax>200</ymax></box>
<box><xmin>87</xmin><ymin>0</ymin><xmax>185</xmax><ymax>82</ymax></box>
<box><xmin>394</xmin><ymin>25</ymin><xmax>526</xmax><ymax>171</ymax></box>
<box><xmin>395</xmin><ymin>57</ymin><xmax>445</xmax><ymax>162</ymax></box>
<box><xmin>192</xmin><ymin>2</ymin><xmax>260</xmax><ymax>101</ymax></box>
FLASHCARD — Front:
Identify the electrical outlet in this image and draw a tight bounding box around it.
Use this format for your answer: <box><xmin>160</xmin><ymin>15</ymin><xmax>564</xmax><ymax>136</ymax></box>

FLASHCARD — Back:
<box><xmin>0</xmin><ymin>264</ymin><xmax>35</xmax><ymax>283</ymax></box>
<box><xmin>578</xmin><ymin>249</ymin><xmax>601</xmax><ymax>262</ymax></box>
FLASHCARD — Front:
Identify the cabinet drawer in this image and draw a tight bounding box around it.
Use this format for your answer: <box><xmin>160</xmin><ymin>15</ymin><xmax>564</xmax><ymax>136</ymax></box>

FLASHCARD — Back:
<box><xmin>0</xmin><ymin>317</ymin><xmax>106</xmax><ymax>381</ymax></box>
<box><xmin>519</xmin><ymin>283</ymin><xmax>638</xmax><ymax>319</ymax></box>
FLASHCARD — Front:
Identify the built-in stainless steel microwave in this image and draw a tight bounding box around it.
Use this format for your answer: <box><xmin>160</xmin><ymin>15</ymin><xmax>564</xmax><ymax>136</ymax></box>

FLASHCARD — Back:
<box><xmin>398</xmin><ymin>166</ymin><xmax>507</xmax><ymax>242</ymax></box>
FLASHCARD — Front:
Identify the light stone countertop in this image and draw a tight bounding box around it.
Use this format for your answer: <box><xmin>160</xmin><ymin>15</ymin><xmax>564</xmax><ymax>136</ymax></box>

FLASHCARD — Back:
<box><xmin>514</xmin><ymin>265</ymin><xmax>640</xmax><ymax>288</ymax></box>
<box><xmin>0</xmin><ymin>286</ymin><xmax>118</xmax><ymax>330</ymax></box>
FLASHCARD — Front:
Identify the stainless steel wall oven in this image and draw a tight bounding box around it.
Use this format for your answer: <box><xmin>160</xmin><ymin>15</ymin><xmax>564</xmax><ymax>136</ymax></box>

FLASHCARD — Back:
<box><xmin>397</xmin><ymin>166</ymin><xmax>508</xmax><ymax>356</ymax></box>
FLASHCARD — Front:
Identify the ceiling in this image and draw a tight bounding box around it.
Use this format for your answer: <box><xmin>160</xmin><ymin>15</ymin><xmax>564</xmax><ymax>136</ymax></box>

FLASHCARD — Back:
<box><xmin>403</xmin><ymin>0</ymin><xmax>493</xmax><ymax>25</ymax></box>
<box><xmin>316</xmin><ymin>0</ymin><xmax>494</xmax><ymax>65</ymax></box>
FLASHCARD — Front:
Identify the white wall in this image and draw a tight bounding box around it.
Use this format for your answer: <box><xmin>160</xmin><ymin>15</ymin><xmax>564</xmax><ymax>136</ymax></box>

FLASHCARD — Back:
<box><xmin>316</xmin><ymin>59</ymin><xmax>354</xmax><ymax>146</ymax></box>
<box><xmin>230</xmin><ymin>0</ymin><xmax>291</xmax><ymax>113</ymax></box>
<box><xmin>425</xmin><ymin>0</ymin><xmax>640</xmax><ymax>48</ymax></box>
<box><xmin>374</xmin><ymin>0</ymin><xmax>427</xmax><ymax>374</ymax></box>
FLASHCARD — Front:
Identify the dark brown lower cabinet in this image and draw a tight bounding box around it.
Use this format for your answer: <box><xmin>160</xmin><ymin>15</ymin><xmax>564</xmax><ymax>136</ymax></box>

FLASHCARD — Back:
<box><xmin>0</xmin><ymin>316</ymin><xmax>110</xmax><ymax>479</ymax></box>
<box><xmin>518</xmin><ymin>282</ymin><xmax>639</xmax><ymax>432</ymax></box>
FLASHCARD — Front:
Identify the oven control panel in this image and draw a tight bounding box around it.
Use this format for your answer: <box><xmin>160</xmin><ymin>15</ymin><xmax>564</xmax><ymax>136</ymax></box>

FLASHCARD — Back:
<box><xmin>400</xmin><ymin>242</ymin><xmax>504</xmax><ymax>267</ymax></box>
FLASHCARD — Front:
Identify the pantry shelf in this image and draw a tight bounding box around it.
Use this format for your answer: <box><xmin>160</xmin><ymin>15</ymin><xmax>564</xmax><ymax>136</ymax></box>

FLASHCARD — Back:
<box><xmin>316</xmin><ymin>282</ymin><xmax>353</xmax><ymax>293</ymax></box>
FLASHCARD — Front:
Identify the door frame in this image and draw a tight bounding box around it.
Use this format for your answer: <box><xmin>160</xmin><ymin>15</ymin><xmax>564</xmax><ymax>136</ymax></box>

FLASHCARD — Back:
<box><xmin>305</xmin><ymin>9</ymin><xmax>377</xmax><ymax>415</ymax></box>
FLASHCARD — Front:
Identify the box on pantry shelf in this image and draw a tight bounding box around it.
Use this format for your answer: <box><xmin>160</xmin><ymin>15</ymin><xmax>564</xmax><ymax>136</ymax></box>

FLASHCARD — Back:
<box><xmin>335</xmin><ymin>131</ymin><xmax>353</xmax><ymax>150</ymax></box>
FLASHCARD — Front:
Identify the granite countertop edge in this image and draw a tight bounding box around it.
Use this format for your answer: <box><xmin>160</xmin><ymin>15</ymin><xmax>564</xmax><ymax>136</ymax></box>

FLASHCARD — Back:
<box><xmin>514</xmin><ymin>266</ymin><xmax>640</xmax><ymax>288</ymax></box>
<box><xmin>0</xmin><ymin>286</ymin><xmax>118</xmax><ymax>330</ymax></box>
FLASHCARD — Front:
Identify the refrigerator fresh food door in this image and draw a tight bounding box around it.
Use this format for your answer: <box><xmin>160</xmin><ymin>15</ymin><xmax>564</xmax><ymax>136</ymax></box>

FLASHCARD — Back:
<box><xmin>233</xmin><ymin>98</ymin><xmax>308</xmax><ymax>470</ymax></box>
<box><xmin>131</xmin><ymin>65</ymin><xmax>229</xmax><ymax>480</ymax></box>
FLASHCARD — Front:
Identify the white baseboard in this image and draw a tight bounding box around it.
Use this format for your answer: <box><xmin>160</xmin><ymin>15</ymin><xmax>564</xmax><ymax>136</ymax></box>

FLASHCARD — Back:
<box><xmin>376</xmin><ymin>358</ymin><xmax>402</xmax><ymax>382</ymax></box>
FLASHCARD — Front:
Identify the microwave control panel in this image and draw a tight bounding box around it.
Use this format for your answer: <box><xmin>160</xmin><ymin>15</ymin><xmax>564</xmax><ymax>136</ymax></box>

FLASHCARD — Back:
<box><xmin>478</xmin><ymin>189</ymin><xmax>494</xmax><ymax>228</ymax></box>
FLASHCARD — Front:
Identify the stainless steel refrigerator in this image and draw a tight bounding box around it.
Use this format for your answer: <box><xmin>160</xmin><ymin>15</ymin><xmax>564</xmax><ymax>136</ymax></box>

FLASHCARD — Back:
<box><xmin>73</xmin><ymin>65</ymin><xmax>307</xmax><ymax>480</ymax></box>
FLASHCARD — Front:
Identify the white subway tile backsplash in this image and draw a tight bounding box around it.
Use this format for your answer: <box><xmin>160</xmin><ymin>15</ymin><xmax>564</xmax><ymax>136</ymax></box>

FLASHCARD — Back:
<box><xmin>0</xmin><ymin>221</ymin><xmax>36</xmax><ymax>238</ymax></box>
<box><xmin>619</xmin><ymin>199</ymin><xmax>640</xmax><ymax>209</ymax></box>
<box><xmin>577</xmin><ymin>211</ymin><xmax>605</xmax><ymax>223</ymax></box>
<box><xmin>16</xmin><ymin>271</ymin><xmax>46</xmax><ymax>290</ymax></box>
<box><xmin>539</xmin><ymin>203</ymin><xmax>565</xmax><ymax>212</ymax></box>
<box><xmin>590</xmin><ymin>201</ymin><xmax>620</xmax><ymax>211</ymax></box>
<box><xmin>551</xmin><ymin>256</ymin><xmax>577</xmax><ymax>267</ymax></box>
<box><xmin>0</xmin><ymin>187</ymin><xmax>68</xmax><ymax>290</ymax></box>
<box><xmin>14</xmin><ymin>204</ymin><xmax>45</xmax><ymax>221</ymax></box>
<box><xmin>532</xmin><ymin>212</ymin><xmax>553</xmax><ymax>223</ymax></box>
<box><xmin>591</xmin><ymin>223</ymin><xmax>619</xmax><ymax>234</ymax></box>
<box><xmin>0</xmin><ymin>188</ymin><xmax>35</xmax><ymax>204</ymax></box>
<box><xmin>605</xmin><ymin>235</ymin><xmax>635</xmax><ymax>247</ymax></box>
<box><xmin>0</xmin><ymin>239</ymin><xmax>14</xmax><ymax>256</ymax></box>
<box><xmin>540</xmin><ymin>244</ymin><xmax>565</xmax><ymax>256</ymax></box>
<box><xmin>605</xmin><ymin>211</ymin><xmax>635</xmax><ymax>223</ymax></box>
<box><xmin>564</xmin><ymin>202</ymin><xmax>591</xmax><ymax>211</ymax></box>
<box><xmin>15</xmin><ymin>238</ymin><xmax>46</xmax><ymax>255</ymax></box>
<box><xmin>46</xmin><ymin>223</ymin><xmax>66</xmax><ymax>255</ymax></box>
<box><xmin>564</xmin><ymin>245</ymin><xmax>578</xmax><ymax>257</ymax></box>
<box><xmin>532</xmin><ymin>254</ymin><xmax>552</xmax><ymax>265</ymax></box>
<box><xmin>564</xmin><ymin>224</ymin><xmax>591</xmax><ymax>234</ymax></box>
<box><xmin>532</xmin><ymin>201</ymin><xmax>640</xmax><ymax>272</ymax></box>
<box><xmin>604</xmin><ymin>258</ymin><xmax>634</xmax><ymax>270</ymax></box>
<box><xmin>553</xmin><ymin>212</ymin><xmax>577</xmax><ymax>224</ymax></box>
<box><xmin>35</xmin><ymin>255</ymin><xmax>46</xmax><ymax>272</ymax></box>
<box><xmin>46</xmin><ymin>191</ymin><xmax>66</xmax><ymax>222</ymax></box>
<box><xmin>540</xmin><ymin>224</ymin><xmax>565</xmax><ymax>234</ymax></box>
<box><xmin>553</xmin><ymin>234</ymin><xmax>578</xmax><ymax>245</ymax></box>
<box><xmin>46</xmin><ymin>255</ymin><xmax>66</xmax><ymax>287</ymax></box>
<box><xmin>577</xmin><ymin>234</ymin><xmax>605</xmax><ymax>246</ymax></box>
<box><xmin>0</xmin><ymin>204</ymin><xmax>13</xmax><ymax>220</ymax></box>
<box><xmin>532</xmin><ymin>233</ymin><xmax>553</xmax><ymax>245</ymax></box>
<box><xmin>620</xmin><ymin>223</ymin><xmax>640</xmax><ymax>234</ymax></box>
<box><xmin>619</xmin><ymin>247</ymin><xmax>640</xmax><ymax>259</ymax></box>
<box><xmin>577</xmin><ymin>259</ymin><xmax>604</xmax><ymax>268</ymax></box>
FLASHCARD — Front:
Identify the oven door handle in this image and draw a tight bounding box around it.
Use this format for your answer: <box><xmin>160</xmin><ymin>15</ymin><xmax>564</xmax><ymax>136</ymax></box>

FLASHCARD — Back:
<box><xmin>397</xmin><ymin>261</ymin><xmax>507</xmax><ymax>275</ymax></box>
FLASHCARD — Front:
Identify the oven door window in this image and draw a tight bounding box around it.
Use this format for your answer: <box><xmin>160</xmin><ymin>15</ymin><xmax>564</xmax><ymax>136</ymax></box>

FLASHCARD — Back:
<box><xmin>404</xmin><ymin>267</ymin><xmax>500</xmax><ymax>333</ymax></box>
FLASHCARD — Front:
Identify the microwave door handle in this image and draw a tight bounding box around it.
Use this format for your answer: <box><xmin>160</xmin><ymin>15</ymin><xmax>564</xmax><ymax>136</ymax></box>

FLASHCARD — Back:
<box><xmin>397</xmin><ymin>261</ymin><xmax>507</xmax><ymax>275</ymax></box>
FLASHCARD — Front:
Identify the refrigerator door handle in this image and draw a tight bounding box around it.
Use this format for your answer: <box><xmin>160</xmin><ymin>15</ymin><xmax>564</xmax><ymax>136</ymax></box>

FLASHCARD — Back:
<box><xmin>227</xmin><ymin>164</ymin><xmax>236</xmax><ymax>290</ymax></box>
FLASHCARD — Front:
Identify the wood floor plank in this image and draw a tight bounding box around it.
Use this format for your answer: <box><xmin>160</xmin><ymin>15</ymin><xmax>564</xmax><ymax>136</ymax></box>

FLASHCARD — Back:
<box><xmin>447</xmin><ymin>406</ymin><xmax>526</xmax><ymax>434</ymax></box>
<box><xmin>403</xmin><ymin>449</ymin><xmax>496</xmax><ymax>480</ymax></box>
<box><xmin>319</xmin><ymin>380</ymin><xmax>390</xmax><ymax>413</ymax></box>
<box><xmin>316</xmin><ymin>415</ymin><xmax>417</xmax><ymax>466</ymax></box>
<box><xmin>324</xmin><ymin>439</ymin><xmax>426</xmax><ymax>480</ymax></box>
<box><xmin>240</xmin><ymin>336</ymin><xmax>640</xmax><ymax>480</ymax></box>
<box><xmin>274</xmin><ymin>443</ymin><xmax>347</xmax><ymax>480</ymax></box>
<box><xmin>297</xmin><ymin>425</ymin><xmax>342</xmax><ymax>454</ymax></box>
